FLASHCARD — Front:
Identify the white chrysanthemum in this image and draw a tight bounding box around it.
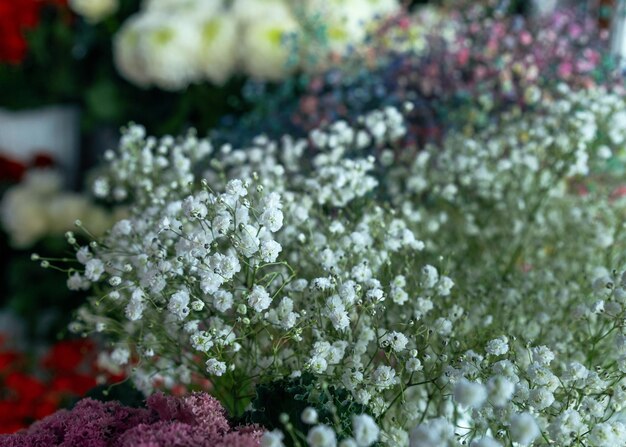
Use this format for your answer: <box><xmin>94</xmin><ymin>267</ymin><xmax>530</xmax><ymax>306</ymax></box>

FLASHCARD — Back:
<box><xmin>69</xmin><ymin>0</ymin><xmax>118</xmax><ymax>23</ymax></box>
<box><xmin>115</xmin><ymin>11</ymin><xmax>203</xmax><ymax>90</ymax></box>
<box><xmin>239</xmin><ymin>6</ymin><xmax>300</xmax><ymax>81</ymax></box>
<box><xmin>113</xmin><ymin>15</ymin><xmax>153</xmax><ymax>87</ymax></box>
<box><xmin>232</xmin><ymin>0</ymin><xmax>292</xmax><ymax>25</ymax></box>
<box><xmin>196</xmin><ymin>10</ymin><xmax>239</xmax><ymax>85</ymax></box>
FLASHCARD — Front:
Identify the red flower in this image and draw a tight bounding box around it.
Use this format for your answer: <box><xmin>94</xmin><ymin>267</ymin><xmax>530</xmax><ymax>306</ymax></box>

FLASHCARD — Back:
<box><xmin>51</xmin><ymin>373</ymin><xmax>97</xmax><ymax>395</ymax></box>
<box><xmin>0</xmin><ymin>0</ymin><xmax>40</xmax><ymax>64</ymax></box>
<box><xmin>31</xmin><ymin>152</ymin><xmax>56</xmax><ymax>168</ymax></box>
<box><xmin>42</xmin><ymin>339</ymin><xmax>95</xmax><ymax>374</ymax></box>
<box><xmin>0</xmin><ymin>154</ymin><xmax>27</xmax><ymax>182</ymax></box>
<box><xmin>0</xmin><ymin>0</ymin><xmax>69</xmax><ymax>65</ymax></box>
<box><xmin>4</xmin><ymin>372</ymin><xmax>47</xmax><ymax>403</ymax></box>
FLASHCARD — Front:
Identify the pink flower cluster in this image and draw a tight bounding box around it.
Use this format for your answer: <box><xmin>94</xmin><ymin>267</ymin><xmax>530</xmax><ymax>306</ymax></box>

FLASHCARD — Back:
<box><xmin>0</xmin><ymin>392</ymin><xmax>263</xmax><ymax>447</ymax></box>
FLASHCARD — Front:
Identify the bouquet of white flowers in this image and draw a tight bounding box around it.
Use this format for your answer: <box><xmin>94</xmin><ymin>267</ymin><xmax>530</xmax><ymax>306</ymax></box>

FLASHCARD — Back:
<box><xmin>41</xmin><ymin>80</ymin><xmax>626</xmax><ymax>446</ymax></box>
<box><xmin>113</xmin><ymin>0</ymin><xmax>401</xmax><ymax>90</ymax></box>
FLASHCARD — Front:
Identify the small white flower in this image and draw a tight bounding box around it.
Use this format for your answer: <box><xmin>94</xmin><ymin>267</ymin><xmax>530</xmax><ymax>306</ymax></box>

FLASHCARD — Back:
<box><xmin>453</xmin><ymin>379</ymin><xmax>487</xmax><ymax>408</ymax></box>
<box><xmin>110</xmin><ymin>347</ymin><xmax>130</xmax><ymax>366</ymax></box>
<box><xmin>168</xmin><ymin>288</ymin><xmax>190</xmax><ymax>320</ymax></box>
<box><xmin>301</xmin><ymin>407</ymin><xmax>319</xmax><ymax>424</ymax></box>
<box><xmin>486</xmin><ymin>337</ymin><xmax>509</xmax><ymax>356</ymax></box>
<box><xmin>307</xmin><ymin>424</ymin><xmax>337</xmax><ymax>447</ymax></box>
<box><xmin>260</xmin><ymin>239</ymin><xmax>282</xmax><ymax>263</ymax></box>
<box><xmin>205</xmin><ymin>358</ymin><xmax>227</xmax><ymax>376</ymax></box>
<box><xmin>248</xmin><ymin>285</ymin><xmax>272</xmax><ymax>312</ymax></box>
<box><xmin>125</xmin><ymin>288</ymin><xmax>145</xmax><ymax>321</ymax></box>
<box><xmin>383</xmin><ymin>331</ymin><xmax>409</xmax><ymax>352</ymax></box>
<box><xmin>261</xmin><ymin>429</ymin><xmax>286</xmax><ymax>447</ymax></box>
<box><xmin>213</xmin><ymin>290</ymin><xmax>234</xmax><ymax>312</ymax></box>
<box><xmin>352</xmin><ymin>414</ymin><xmax>379</xmax><ymax>447</ymax></box>
<box><xmin>510</xmin><ymin>413</ymin><xmax>541</xmax><ymax>446</ymax></box>
<box><xmin>406</xmin><ymin>358</ymin><xmax>423</xmax><ymax>373</ymax></box>
<box><xmin>421</xmin><ymin>265</ymin><xmax>438</xmax><ymax>288</ymax></box>
<box><xmin>84</xmin><ymin>259</ymin><xmax>105</xmax><ymax>282</ymax></box>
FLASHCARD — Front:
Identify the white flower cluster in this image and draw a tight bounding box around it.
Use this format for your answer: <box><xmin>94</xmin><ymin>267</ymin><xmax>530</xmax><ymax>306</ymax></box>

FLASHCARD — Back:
<box><xmin>59</xmin><ymin>84</ymin><xmax>626</xmax><ymax>446</ymax></box>
<box><xmin>0</xmin><ymin>169</ymin><xmax>118</xmax><ymax>248</ymax></box>
<box><xmin>114</xmin><ymin>0</ymin><xmax>400</xmax><ymax>89</ymax></box>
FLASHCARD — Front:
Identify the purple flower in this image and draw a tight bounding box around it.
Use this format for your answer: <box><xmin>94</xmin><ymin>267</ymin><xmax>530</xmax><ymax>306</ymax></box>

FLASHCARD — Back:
<box><xmin>0</xmin><ymin>393</ymin><xmax>262</xmax><ymax>447</ymax></box>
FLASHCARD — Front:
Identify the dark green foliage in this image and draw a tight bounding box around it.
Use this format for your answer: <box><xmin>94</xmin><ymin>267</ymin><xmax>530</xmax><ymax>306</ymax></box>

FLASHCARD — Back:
<box><xmin>240</xmin><ymin>374</ymin><xmax>380</xmax><ymax>446</ymax></box>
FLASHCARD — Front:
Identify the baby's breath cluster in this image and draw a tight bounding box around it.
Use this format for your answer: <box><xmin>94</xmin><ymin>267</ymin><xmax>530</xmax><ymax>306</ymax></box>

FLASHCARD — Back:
<box><xmin>54</xmin><ymin>84</ymin><xmax>626</xmax><ymax>446</ymax></box>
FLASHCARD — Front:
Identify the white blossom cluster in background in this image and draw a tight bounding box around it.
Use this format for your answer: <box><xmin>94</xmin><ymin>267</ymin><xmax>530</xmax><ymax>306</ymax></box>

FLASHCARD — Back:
<box><xmin>0</xmin><ymin>169</ymin><xmax>119</xmax><ymax>248</ymax></box>
<box><xmin>113</xmin><ymin>0</ymin><xmax>400</xmax><ymax>89</ymax></box>
<box><xmin>68</xmin><ymin>0</ymin><xmax>119</xmax><ymax>23</ymax></box>
<box><xmin>52</xmin><ymin>83</ymin><xmax>626</xmax><ymax>446</ymax></box>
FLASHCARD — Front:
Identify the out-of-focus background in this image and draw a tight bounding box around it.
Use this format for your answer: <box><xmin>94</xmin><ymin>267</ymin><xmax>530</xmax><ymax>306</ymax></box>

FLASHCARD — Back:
<box><xmin>0</xmin><ymin>0</ymin><xmax>619</xmax><ymax>433</ymax></box>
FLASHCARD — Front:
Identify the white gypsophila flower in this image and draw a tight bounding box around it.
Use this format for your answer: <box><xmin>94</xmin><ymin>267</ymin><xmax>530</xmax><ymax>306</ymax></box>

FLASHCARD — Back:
<box><xmin>168</xmin><ymin>288</ymin><xmax>190</xmax><ymax>320</ymax></box>
<box><xmin>110</xmin><ymin>347</ymin><xmax>130</xmax><ymax>366</ymax></box>
<box><xmin>509</xmin><ymin>413</ymin><xmax>540</xmax><ymax>446</ymax></box>
<box><xmin>261</xmin><ymin>429</ymin><xmax>286</xmax><ymax>447</ymax></box>
<box><xmin>485</xmin><ymin>337</ymin><xmax>509</xmax><ymax>356</ymax></box>
<box><xmin>59</xmin><ymin>91</ymin><xmax>626</xmax><ymax>445</ymax></box>
<box><xmin>260</xmin><ymin>239</ymin><xmax>283</xmax><ymax>263</ymax></box>
<box><xmin>421</xmin><ymin>264</ymin><xmax>438</xmax><ymax>288</ymax></box>
<box><xmin>486</xmin><ymin>375</ymin><xmax>515</xmax><ymax>407</ymax></box>
<box><xmin>382</xmin><ymin>331</ymin><xmax>409</xmax><ymax>352</ymax></box>
<box><xmin>205</xmin><ymin>358</ymin><xmax>227</xmax><ymax>376</ymax></box>
<box><xmin>307</xmin><ymin>424</ymin><xmax>337</xmax><ymax>447</ymax></box>
<box><xmin>84</xmin><ymin>259</ymin><xmax>105</xmax><ymax>282</ymax></box>
<box><xmin>69</xmin><ymin>0</ymin><xmax>118</xmax><ymax>23</ymax></box>
<box><xmin>352</xmin><ymin>414</ymin><xmax>379</xmax><ymax>447</ymax></box>
<box><xmin>301</xmin><ymin>407</ymin><xmax>319</xmax><ymax>424</ymax></box>
<box><xmin>248</xmin><ymin>285</ymin><xmax>272</xmax><ymax>312</ymax></box>
<box><xmin>453</xmin><ymin>379</ymin><xmax>487</xmax><ymax>408</ymax></box>
<box><xmin>409</xmin><ymin>418</ymin><xmax>455</xmax><ymax>447</ymax></box>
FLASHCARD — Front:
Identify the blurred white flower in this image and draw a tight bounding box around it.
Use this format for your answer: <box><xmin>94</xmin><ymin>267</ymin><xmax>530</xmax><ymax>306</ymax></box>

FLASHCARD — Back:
<box><xmin>196</xmin><ymin>10</ymin><xmax>239</xmax><ymax>85</ymax></box>
<box><xmin>69</xmin><ymin>0</ymin><xmax>119</xmax><ymax>23</ymax></box>
<box><xmin>307</xmin><ymin>0</ymin><xmax>399</xmax><ymax>54</ymax></box>
<box><xmin>114</xmin><ymin>15</ymin><xmax>153</xmax><ymax>88</ymax></box>
<box><xmin>239</xmin><ymin>5</ymin><xmax>300</xmax><ymax>81</ymax></box>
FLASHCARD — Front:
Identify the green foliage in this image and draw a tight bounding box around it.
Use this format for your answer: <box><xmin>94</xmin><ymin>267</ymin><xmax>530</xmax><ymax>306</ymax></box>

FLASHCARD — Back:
<box><xmin>241</xmin><ymin>374</ymin><xmax>380</xmax><ymax>446</ymax></box>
